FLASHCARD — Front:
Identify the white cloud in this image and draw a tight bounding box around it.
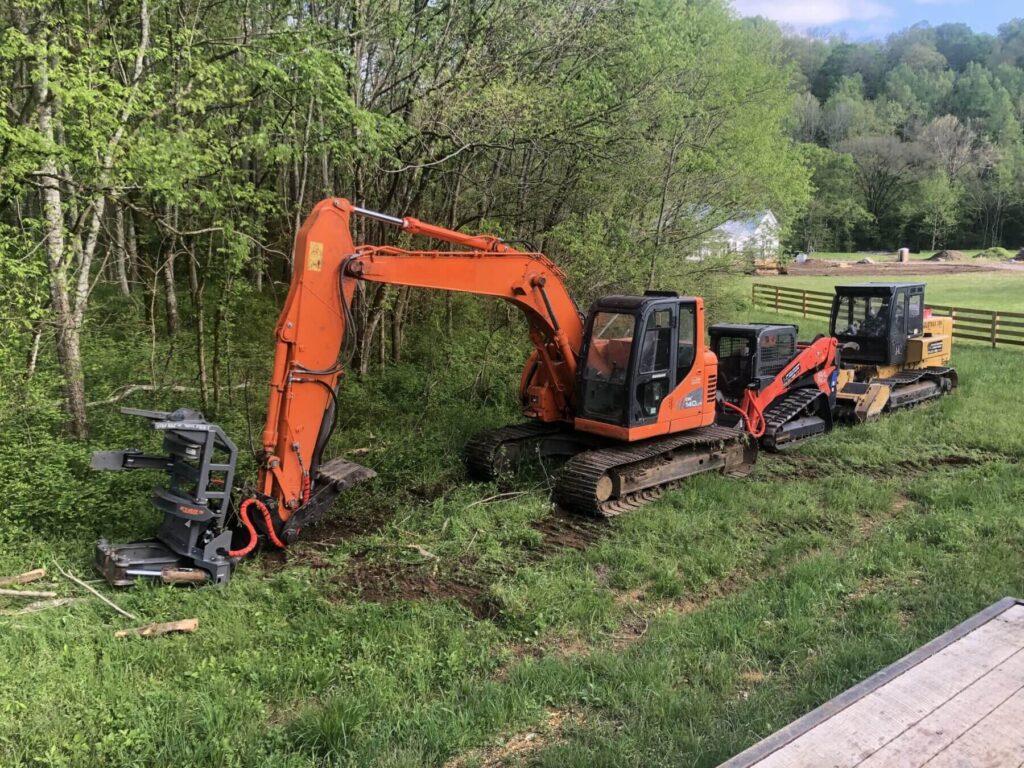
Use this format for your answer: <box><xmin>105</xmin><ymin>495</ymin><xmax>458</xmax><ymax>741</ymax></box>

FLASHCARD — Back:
<box><xmin>732</xmin><ymin>0</ymin><xmax>894</xmax><ymax>27</ymax></box>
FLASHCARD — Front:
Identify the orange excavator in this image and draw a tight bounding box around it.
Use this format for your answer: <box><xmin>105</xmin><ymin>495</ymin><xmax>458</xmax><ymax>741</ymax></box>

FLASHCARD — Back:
<box><xmin>92</xmin><ymin>199</ymin><xmax>755</xmax><ymax>585</ymax></box>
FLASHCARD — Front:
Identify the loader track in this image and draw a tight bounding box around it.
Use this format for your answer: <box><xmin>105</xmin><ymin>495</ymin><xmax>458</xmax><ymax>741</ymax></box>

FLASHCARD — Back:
<box><xmin>876</xmin><ymin>366</ymin><xmax>958</xmax><ymax>411</ymax></box>
<box><xmin>761</xmin><ymin>388</ymin><xmax>830</xmax><ymax>452</ymax></box>
<box><xmin>554</xmin><ymin>425</ymin><xmax>753</xmax><ymax>518</ymax></box>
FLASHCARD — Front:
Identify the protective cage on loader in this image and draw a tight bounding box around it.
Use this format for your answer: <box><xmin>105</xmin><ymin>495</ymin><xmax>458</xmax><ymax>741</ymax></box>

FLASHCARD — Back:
<box><xmin>709</xmin><ymin>323</ymin><xmax>839</xmax><ymax>451</ymax></box>
<box><xmin>91</xmin><ymin>408</ymin><xmax>239</xmax><ymax>585</ymax></box>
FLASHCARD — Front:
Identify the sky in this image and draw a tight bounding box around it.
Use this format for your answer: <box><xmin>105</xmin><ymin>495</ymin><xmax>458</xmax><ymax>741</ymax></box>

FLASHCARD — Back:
<box><xmin>730</xmin><ymin>0</ymin><xmax>1021</xmax><ymax>40</ymax></box>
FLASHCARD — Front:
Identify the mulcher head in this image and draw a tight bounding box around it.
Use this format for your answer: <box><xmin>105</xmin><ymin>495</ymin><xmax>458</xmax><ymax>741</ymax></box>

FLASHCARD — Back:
<box><xmin>90</xmin><ymin>407</ymin><xmax>239</xmax><ymax>586</ymax></box>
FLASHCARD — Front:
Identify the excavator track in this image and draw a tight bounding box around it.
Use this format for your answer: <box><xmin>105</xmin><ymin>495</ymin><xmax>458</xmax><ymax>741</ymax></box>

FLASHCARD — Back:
<box><xmin>761</xmin><ymin>388</ymin><xmax>831</xmax><ymax>453</ymax></box>
<box><xmin>876</xmin><ymin>366</ymin><xmax>958</xmax><ymax>411</ymax></box>
<box><xmin>464</xmin><ymin>421</ymin><xmax>568</xmax><ymax>480</ymax></box>
<box><xmin>554</xmin><ymin>425</ymin><xmax>755</xmax><ymax>518</ymax></box>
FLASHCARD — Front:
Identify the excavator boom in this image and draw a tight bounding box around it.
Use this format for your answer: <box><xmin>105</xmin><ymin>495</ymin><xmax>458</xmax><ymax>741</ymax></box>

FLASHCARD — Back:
<box><xmin>260</xmin><ymin>199</ymin><xmax>584</xmax><ymax>538</ymax></box>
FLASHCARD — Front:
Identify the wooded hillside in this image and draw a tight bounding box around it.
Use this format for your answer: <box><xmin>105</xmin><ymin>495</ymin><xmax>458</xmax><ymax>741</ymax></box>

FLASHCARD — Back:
<box><xmin>782</xmin><ymin>21</ymin><xmax>1024</xmax><ymax>253</ymax></box>
<box><xmin>4</xmin><ymin>1</ymin><xmax>1024</xmax><ymax>438</ymax></box>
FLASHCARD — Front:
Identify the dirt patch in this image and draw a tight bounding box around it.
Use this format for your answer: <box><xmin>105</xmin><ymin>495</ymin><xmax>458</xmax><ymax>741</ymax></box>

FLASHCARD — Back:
<box><xmin>329</xmin><ymin>554</ymin><xmax>499</xmax><ymax>620</ymax></box>
<box><xmin>928</xmin><ymin>249</ymin><xmax>965</xmax><ymax>262</ymax></box>
<box><xmin>786</xmin><ymin>260</ymin><xmax>1024</xmax><ymax>276</ymax></box>
<box><xmin>445</xmin><ymin>709</ymin><xmax>574</xmax><ymax>768</ymax></box>
<box><xmin>308</xmin><ymin>503</ymin><xmax>397</xmax><ymax>544</ymax></box>
<box><xmin>531</xmin><ymin>507</ymin><xmax>609</xmax><ymax>556</ymax></box>
<box><xmin>896</xmin><ymin>454</ymin><xmax>984</xmax><ymax>473</ymax></box>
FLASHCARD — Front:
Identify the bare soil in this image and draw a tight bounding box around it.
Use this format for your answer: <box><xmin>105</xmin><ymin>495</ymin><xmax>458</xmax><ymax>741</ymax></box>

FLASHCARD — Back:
<box><xmin>787</xmin><ymin>259</ymin><xmax>1024</xmax><ymax>277</ymax></box>
<box><xmin>444</xmin><ymin>709</ymin><xmax>575</xmax><ymax>768</ymax></box>
<box><xmin>330</xmin><ymin>553</ymin><xmax>500</xmax><ymax>620</ymax></box>
<box><xmin>531</xmin><ymin>507</ymin><xmax>608</xmax><ymax>555</ymax></box>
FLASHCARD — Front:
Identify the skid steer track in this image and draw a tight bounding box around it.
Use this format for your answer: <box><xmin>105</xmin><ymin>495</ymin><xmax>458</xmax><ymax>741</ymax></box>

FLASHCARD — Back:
<box><xmin>761</xmin><ymin>388</ymin><xmax>831</xmax><ymax>453</ymax></box>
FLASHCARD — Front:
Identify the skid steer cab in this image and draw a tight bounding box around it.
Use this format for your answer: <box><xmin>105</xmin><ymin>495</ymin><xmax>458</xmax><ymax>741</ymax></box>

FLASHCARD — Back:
<box><xmin>708</xmin><ymin>323</ymin><xmax>839</xmax><ymax>450</ymax></box>
<box><xmin>573</xmin><ymin>291</ymin><xmax>718</xmax><ymax>442</ymax></box>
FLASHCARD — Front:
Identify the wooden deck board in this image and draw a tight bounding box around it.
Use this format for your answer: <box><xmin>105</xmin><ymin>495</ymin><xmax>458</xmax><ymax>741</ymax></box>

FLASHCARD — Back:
<box><xmin>721</xmin><ymin>598</ymin><xmax>1024</xmax><ymax>768</ymax></box>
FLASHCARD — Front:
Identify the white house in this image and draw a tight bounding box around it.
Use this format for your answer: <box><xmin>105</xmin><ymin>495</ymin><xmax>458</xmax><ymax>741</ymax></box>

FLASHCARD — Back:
<box><xmin>704</xmin><ymin>210</ymin><xmax>780</xmax><ymax>260</ymax></box>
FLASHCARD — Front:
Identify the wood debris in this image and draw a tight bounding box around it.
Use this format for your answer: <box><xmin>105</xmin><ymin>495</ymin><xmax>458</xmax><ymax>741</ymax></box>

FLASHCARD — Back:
<box><xmin>54</xmin><ymin>561</ymin><xmax>137</xmax><ymax>620</ymax></box>
<box><xmin>407</xmin><ymin>544</ymin><xmax>438</xmax><ymax>560</ymax></box>
<box><xmin>0</xmin><ymin>588</ymin><xmax>57</xmax><ymax>599</ymax></box>
<box><xmin>115</xmin><ymin>618</ymin><xmax>198</xmax><ymax>638</ymax></box>
<box><xmin>8</xmin><ymin>597</ymin><xmax>81</xmax><ymax>615</ymax></box>
<box><xmin>0</xmin><ymin>567</ymin><xmax>46</xmax><ymax>586</ymax></box>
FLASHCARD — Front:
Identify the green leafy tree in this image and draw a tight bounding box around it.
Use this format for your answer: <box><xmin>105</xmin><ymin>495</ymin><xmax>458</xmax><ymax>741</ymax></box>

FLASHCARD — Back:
<box><xmin>789</xmin><ymin>144</ymin><xmax>870</xmax><ymax>253</ymax></box>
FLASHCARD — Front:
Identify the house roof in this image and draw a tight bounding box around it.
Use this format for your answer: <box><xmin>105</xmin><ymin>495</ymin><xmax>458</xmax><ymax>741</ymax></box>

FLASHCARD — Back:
<box><xmin>716</xmin><ymin>211</ymin><xmax>776</xmax><ymax>240</ymax></box>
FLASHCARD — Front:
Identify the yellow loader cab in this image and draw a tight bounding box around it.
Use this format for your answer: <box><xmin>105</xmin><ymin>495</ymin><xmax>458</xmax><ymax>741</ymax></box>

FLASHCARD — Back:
<box><xmin>829</xmin><ymin>282</ymin><xmax>957</xmax><ymax>422</ymax></box>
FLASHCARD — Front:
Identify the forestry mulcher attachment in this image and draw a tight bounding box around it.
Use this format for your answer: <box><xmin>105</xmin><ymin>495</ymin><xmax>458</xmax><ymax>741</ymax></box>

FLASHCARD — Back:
<box><xmin>92</xmin><ymin>198</ymin><xmax>756</xmax><ymax>585</ymax></box>
<box><xmin>829</xmin><ymin>283</ymin><xmax>957</xmax><ymax>422</ymax></box>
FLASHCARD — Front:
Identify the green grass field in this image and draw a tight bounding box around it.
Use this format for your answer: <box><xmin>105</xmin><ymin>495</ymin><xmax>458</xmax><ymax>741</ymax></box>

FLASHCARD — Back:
<box><xmin>749</xmin><ymin>271</ymin><xmax>1024</xmax><ymax>312</ymax></box>
<box><xmin>1</xmin><ymin>292</ymin><xmax>1022</xmax><ymax>767</ymax></box>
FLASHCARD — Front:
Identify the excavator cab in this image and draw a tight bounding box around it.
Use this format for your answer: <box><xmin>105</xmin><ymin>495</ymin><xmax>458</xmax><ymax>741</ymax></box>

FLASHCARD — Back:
<box><xmin>830</xmin><ymin>283</ymin><xmax>925</xmax><ymax>366</ymax></box>
<box><xmin>576</xmin><ymin>291</ymin><xmax>702</xmax><ymax>432</ymax></box>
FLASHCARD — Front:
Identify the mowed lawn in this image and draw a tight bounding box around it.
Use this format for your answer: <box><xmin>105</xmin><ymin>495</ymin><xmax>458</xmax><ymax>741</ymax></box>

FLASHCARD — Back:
<box><xmin>748</xmin><ymin>269</ymin><xmax>1024</xmax><ymax>313</ymax></box>
<box><xmin>0</xmin><ymin>308</ymin><xmax>1021</xmax><ymax>766</ymax></box>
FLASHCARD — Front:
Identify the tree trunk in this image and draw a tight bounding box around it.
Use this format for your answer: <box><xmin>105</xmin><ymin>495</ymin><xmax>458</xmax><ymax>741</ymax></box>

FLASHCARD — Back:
<box><xmin>126</xmin><ymin>206</ymin><xmax>140</xmax><ymax>286</ymax></box>
<box><xmin>36</xmin><ymin>43</ymin><xmax>88</xmax><ymax>438</ymax></box>
<box><xmin>186</xmin><ymin>236</ymin><xmax>210</xmax><ymax>409</ymax></box>
<box><xmin>113</xmin><ymin>200</ymin><xmax>131</xmax><ymax>296</ymax></box>
<box><xmin>212</xmin><ymin>267</ymin><xmax>234</xmax><ymax>407</ymax></box>
<box><xmin>390</xmin><ymin>286</ymin><xmax>412</xmax><ymax>364</ymax></box>
<box><xmin>26</xmin><ymin>322</ymin><xmax>43</xmax><ymax>379</ymax></box>
<box><xmin>164</xmin><ymin>204</ymin><xmax>179</xmax><ymax>335</ymax></box>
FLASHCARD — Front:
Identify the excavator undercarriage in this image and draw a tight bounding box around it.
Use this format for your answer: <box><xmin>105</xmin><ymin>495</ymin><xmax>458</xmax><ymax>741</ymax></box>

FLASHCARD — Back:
<box><xmin>464</xmin><ymin>422</ymin><xmax>755</xmax><ymax>517</ymax></box>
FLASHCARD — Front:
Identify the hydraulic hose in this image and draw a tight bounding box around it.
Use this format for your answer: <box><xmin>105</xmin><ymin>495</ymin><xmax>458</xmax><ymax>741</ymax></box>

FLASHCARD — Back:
<box><xmin>227</xmin><ymin>498</ymin><xmax>286</xmax><ymax>558</ymax></box>
<box><xmin>722</xmin><ymin>397</ymin><xmax>767</xmax><ymax>439</ymax></box>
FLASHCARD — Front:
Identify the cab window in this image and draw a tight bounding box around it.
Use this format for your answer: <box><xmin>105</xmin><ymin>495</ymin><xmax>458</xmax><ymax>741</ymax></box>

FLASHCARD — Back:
<box><xmin>676</xmin><ymin>304</ymin><xmax>696</xmax><ymax>382</ymax></box>
<box><xmin>639</xmin><ymin>309</ymin><xmax>672</xmax><ymax>373</ymax></box>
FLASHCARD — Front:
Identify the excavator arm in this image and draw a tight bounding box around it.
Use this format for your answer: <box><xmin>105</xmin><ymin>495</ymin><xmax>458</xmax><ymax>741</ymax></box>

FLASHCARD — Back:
<box><xmin>257</xmin><ymin>198</ymin><xmax>584</xmax><ymax>542</ymax></box>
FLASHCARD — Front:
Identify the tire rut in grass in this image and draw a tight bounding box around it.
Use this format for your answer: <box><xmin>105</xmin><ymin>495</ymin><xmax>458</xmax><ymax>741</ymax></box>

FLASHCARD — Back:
<box><xmin>769</xmin><ymin>449</ymin><xmax>1015</xmax><ymax>481</ymax></box>
<box><xmin>530</xmin><ymin>506</ymin><xmax>609</xmax><ymax>557</ymax></box>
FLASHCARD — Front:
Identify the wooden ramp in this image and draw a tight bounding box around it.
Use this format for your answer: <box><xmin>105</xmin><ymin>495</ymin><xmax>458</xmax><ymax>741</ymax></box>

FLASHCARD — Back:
<box><xmin>722</xmin><ymin>597</ymin><xmax>1024</xmax><ymax>768</ymax></box>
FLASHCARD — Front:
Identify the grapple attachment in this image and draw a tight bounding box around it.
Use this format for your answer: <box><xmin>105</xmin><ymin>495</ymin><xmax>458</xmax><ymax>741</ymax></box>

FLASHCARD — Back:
<box><xmin>90</xmin><ymin>407</ymin><xmax>238</xmax><ymax>586</ymax></box>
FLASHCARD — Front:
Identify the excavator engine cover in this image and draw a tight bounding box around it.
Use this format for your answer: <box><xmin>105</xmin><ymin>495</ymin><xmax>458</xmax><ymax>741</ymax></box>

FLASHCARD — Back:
<box><xmin>90</xmin><ymin>408</ymin><xmax>238</xmax><ymax>586</ymax></box>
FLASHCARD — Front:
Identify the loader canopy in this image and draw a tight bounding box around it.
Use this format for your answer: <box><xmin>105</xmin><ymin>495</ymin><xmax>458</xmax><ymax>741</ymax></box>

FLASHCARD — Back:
<box><xmin>709</xmin><ymin>323</ymin><xmax>798</xmax><ymax>399</ymax></box>
<box><xmin>830</xmin><ymin>283</ymin><xmax>925</xmax><ymax>366</ymax></box>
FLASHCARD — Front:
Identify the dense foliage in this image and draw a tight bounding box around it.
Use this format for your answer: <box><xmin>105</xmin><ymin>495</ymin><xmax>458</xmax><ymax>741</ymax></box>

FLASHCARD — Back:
<box><xmin>0</xmin><ymin>0</ymin><xmax>807</xmax><ymax>436</ymax></box>
<box><xmin>779</xmin><ymin>20</ymin><xmax>1024</xmax><ymax>253</ymax></box>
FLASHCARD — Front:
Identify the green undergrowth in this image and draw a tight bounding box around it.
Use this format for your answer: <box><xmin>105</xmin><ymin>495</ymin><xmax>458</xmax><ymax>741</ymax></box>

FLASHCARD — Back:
<box><xmin>1</xmin><ymin>296</ymin><xmax>1022</xmax><ymax>766</ymax></box>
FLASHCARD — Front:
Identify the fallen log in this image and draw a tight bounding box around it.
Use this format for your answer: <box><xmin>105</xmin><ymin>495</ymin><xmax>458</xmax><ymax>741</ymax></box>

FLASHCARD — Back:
<box><xmin>0</xmin><ymin>588</ymin><xmax>57</xmax><ymax>599</ymax></box>
<box><xmin>115</xmin><ymin>618</ymin><xmax>199</xmax><ymax>639</ymax></box>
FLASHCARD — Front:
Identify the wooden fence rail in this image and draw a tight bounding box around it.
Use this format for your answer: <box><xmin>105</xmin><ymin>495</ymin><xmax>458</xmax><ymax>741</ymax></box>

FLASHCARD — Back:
<box><xmin>751</xmin><ymin>283</ymin><xmax>1024</xmax><ymax>349</ymax></box>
